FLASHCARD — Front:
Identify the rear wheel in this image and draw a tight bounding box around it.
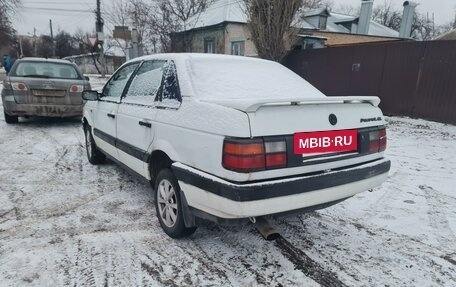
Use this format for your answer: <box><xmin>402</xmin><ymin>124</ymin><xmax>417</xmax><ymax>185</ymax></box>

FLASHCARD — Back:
<box><xmin>154</xmin><ymin>168</ymin><xmax>197</xmax><ymax>238</ymax></box>
<box><xmin>4</xmin><ymin>111</ymin><xmax>18</xmax><ymax>124</ymax></box>
<box><xmin>84</xmin><ymin>125</ymin><xmax>106</xmax><ymax>164</ymax></box>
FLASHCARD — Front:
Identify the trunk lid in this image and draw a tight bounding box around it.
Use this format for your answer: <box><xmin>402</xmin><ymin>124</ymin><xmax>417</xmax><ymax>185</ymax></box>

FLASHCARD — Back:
<box><xmin>9</xmin><ymin>76</ymin><xmax>85</xmax><ymax>105</ymax></box>
<box><xmin>211</xmin><ymin>96</ymin><xmax>386</xmax><ymax>176</ymax></box>
<box><xmin>201</xmin><ymin>96</ymin><xmax>384</xmax><ymax>136</ymax></box>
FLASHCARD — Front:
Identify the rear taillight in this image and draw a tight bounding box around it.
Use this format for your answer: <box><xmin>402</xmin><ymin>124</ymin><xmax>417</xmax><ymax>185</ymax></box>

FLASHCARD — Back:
<box><xmin>11</xmin><ymin>82</ymin><xmax>28</xmax><ymax>91</ymax></box>
<box><xmin>369</xmin><ymin>128</ymin><xmax>387</xmax><ymax>152</ymax></box>
<box><xmin>222</xmin><ymin>138</ymin><xmax>287</xmax><ymax>172</ymax></box>
<box><xmin>264</xmin><ymin>141</ymin><xmax>287</xmax><ymax>168</ymax></box>
<box><xmin>70</xmin><ymin>85</ymin><xmax>83</xmax><ymax>93</ymax></box>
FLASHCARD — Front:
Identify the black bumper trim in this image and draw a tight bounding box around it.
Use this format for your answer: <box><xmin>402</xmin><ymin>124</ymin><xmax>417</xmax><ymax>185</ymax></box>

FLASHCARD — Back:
<box><xmin>172</xmin><ymin>159</ymin><xmax>390</xmax><ymax>202</ymax></box>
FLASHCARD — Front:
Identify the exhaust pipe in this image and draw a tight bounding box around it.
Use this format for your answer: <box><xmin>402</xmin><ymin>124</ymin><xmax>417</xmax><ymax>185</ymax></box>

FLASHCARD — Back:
<box><xmin>253</xmin><ymin>216</ymin><xmax>280</xmax><ymax>241</ymax></box>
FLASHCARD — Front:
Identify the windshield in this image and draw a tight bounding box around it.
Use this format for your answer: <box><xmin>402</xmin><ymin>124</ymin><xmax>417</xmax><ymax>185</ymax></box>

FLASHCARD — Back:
<box><xmin>12</xmin><ymin>61</ymin><xmax>81</xmax><ymax>80</ymax></box>
<box><xmin>187</xmin><ymin>57</ymin><xmax>325</xmax><ymax>99</ymax></box>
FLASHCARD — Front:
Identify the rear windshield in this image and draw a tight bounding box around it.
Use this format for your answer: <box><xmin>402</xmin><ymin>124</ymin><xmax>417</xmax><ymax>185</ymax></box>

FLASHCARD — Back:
<box><xmin>187</xmin><ymin>57</ymin><xmax>325</xmax><ymax>99</ymax></box>
<box><xmin>11</xmin><ymin>61</ymin><xmax>81</xmax><ymax>79</ymax></box>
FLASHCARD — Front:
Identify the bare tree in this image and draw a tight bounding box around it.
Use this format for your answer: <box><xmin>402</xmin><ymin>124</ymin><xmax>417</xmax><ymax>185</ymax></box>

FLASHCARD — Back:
<box><xmin>334</xmin><ymin>4</ymin><xmax>358</xmax><ymax>16</ymax></box>
<box><xmin>148</xmin><ymin>0</ymin><xmax>213</xmax><ymax>52</ymax></box>
<box><xmin>73</xmin><ymin>29</ymin><xmax>103</xmax><ymax>73</ymax></box>
<box><xmin>244</xmin><ymin>0</ymin><xmax>302</xmax><ymax>62</ymax></box>
<box><xmin>103</xmin><ymin>0</ymin><xmax>151</xmax><ymax>55</ymax></box>
<box><xmin>104</xmin><ymin>0</ymin><xmax>214</xmax><ymax>53</ymax></box>
<box><xmin>371</xmin><ymin>1</ymin><xmax>402</xmax><ymax>31</ymax></box>
<box><xmin>129</xmin><ymin>0</ymin><xmax>151</xmax><ymax>44</ymax></box>
<box><xmin>0</xmin><ymin>0</ymin><xmax>21</xmax><ymax>49</ymax></box>
<box><xmin>411</xmin><ymin>13</ymin><xmax>436</xmax><ymax>40</ymax></box>
<box><xmin>301</xmin><ymin>0</ymin><xmax>332</xmax><ymax>10</ymax></box>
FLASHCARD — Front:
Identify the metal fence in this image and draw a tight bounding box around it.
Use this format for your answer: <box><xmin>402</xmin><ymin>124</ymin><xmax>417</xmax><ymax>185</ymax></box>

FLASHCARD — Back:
<box><xmin>283</xmin><ymin>41</ymin><xmax>456</xmax><ymax>124</ymax></box>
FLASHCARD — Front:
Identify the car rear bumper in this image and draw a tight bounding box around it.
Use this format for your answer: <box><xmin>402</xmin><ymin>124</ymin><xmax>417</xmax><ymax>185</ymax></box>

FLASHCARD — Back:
<box><xmin>2</xmin><ymin>96</ymin><xmax>83</xmax><ymax>117</ymax></box>
<box><xmin>172</xmin><ymin>158</ymin><xmax>390</xmax><ymax>219</ymax></box>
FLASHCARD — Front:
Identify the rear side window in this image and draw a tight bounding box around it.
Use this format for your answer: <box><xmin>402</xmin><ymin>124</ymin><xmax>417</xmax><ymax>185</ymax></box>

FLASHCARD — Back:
<box><xmin>12</xmin><ymin>61</ymin><xmax>81</xmax><ymax>79</ymax></box>
<box><xmin>123</xmin><ymin>60</ymin><xmax>166</xmax><ymax>105</ymax></box>
<box><xmin>156</xmin><ymin>61</ymin><xmax>182</xmax><ymax>107</ymax></box>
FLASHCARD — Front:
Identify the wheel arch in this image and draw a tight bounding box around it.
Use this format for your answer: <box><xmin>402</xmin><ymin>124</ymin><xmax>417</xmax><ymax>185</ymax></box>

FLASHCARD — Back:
<box><xmin>147</xmin><ymin>139</ymin><xmax>181</xmax><ymax>183</ymax></box>
<box><xmin>82</xmin><ymin>116</ymin><xmax>89</xmax><ymax>128</ymax></box>
<box><xmin>148</xmin><ymin>150</ymin><xmax>173</xmax><ymax>185</ymax></box>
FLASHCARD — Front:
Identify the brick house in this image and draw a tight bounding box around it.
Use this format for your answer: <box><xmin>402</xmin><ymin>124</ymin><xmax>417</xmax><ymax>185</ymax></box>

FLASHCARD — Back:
<box><xmin>170</xmin><ymin>1</ymin><xmax>257</xmax><ymax>56</ymax></box>
<box><xmin>171</xmin><ymin>0</ymin><xmax>403</xmax><ymax>56</ymax></box>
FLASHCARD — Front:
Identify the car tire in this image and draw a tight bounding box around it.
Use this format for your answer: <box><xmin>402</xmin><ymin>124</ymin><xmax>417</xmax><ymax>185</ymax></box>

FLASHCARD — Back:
<box><xmin>84</xmin><ymin>125</ymin><xmax>106</xmax><ymax>164</ymax></box>
<box><xmin>4</xmin><ymin>111</ymin><xmax>18</xmax><ymax>124</ymax></box>
<box><xmin>154</xmin><ymin>168</ymin><xmax>197</xmax><ymax>238</ymax></box>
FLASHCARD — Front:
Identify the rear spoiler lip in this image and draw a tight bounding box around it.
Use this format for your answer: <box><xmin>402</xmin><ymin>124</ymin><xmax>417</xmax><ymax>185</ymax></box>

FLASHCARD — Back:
<box><xmin>200</xmin><ymin>96</ymin><xmax>381</xmax><ymax>112</ymax></box>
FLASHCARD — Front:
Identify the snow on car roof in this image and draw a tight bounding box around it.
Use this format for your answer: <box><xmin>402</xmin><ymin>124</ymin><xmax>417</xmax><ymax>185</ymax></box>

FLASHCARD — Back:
<box><xmin>132</xmin><ymin>53</ymin><xmax>325</xmax><ymax>100</ymax></box>
<box><xmin>17</xmin><ymin>57</ymin><xmax>74</xmax><ymax>65</ymax></box>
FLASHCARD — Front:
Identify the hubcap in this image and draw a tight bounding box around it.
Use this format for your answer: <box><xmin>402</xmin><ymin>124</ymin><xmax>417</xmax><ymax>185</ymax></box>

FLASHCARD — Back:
<box><xmin>157</xmin><ymin>179</ymin><xmax>178</xmax><ymax>228</ymax></box>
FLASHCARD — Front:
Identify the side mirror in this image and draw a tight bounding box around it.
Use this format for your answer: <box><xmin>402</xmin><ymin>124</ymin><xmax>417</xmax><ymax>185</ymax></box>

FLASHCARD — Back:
<box><xmin>84</xmin><ymin>76</ymin><xmax>90</xmax><ymax>81</ymax></box>
<box><xmin>82</xmin><ymin>90</ymin><xmax>99</xmax><ymax>101</ymax></box>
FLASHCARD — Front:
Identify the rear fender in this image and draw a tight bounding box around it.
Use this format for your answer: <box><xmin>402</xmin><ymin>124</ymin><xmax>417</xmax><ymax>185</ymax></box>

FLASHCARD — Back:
<box><xmin>148</xmin><ymin>139</ymin><xmax>181</xmax><ymax>163</ymax></box>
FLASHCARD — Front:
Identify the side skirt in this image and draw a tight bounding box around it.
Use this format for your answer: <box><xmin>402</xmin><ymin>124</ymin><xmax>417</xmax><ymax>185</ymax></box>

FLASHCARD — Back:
<box><xmin>98</xmin><ymin>146</ymin><xmax>151</xmax><ymax>186</ymax></box>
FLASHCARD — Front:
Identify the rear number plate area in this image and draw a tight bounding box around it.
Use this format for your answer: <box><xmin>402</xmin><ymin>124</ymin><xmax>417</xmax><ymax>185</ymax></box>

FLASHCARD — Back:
<box><xmin>294</xmin><ymin>129</ymin><xmax>358</xmax><ymax>154</ymax></box>
<box><xmin>32</xmin><ymin>89</ymin><xmax>65</xmax><ymax>97</ymax></box>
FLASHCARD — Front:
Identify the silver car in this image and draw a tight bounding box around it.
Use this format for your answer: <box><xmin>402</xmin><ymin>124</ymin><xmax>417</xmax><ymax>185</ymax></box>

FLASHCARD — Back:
<box><xmin>1</xmin><ymin>58</ymin><xmax>90</xmax><ymax>123</ymax></box>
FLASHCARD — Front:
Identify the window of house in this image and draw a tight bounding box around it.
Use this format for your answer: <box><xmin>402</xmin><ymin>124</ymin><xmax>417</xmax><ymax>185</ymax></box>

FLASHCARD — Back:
<box><xmin>204</xmin><ymin>38</ymin><xmax>215</xmax><ymax>53</ymax></box>
<box><xmin>231</xmin><ymin>41</ymin><xmax>245</xmax><ymax>56</ymax></box>
<box><xmin>304</xmin><ymin>42</ymin><xmax>315</xmax><ymax>50</ymax></box>
<box><xmin>319</xmin><ymin>16</ymin><xmax>328</xmax><ymax>30</ymax></box>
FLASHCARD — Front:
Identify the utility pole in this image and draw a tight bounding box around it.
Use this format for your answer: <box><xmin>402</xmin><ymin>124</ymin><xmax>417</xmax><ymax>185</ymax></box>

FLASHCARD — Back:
<box><xmin>131</xmin><ymin>28</ymin><xmax>138</xmax><ymax>59</ymax></box>
<box><xmin>96</xmin><ymin>0</ymin><xmax>105</xmax><ymax>77</ymax></box>
<box><xmin>19</xmin><ymin>38</ymin><xmax>23</xmax><ymax>58</ymax></box>
<box><xmin>33</xmin><ymin>27</ymin><xmax>37</xmax><ymax>57</ymax></box>
<box><xmin>49</xmin><ymin>19</ymin><xmax>55</xmax><ymax>58</ymax></box>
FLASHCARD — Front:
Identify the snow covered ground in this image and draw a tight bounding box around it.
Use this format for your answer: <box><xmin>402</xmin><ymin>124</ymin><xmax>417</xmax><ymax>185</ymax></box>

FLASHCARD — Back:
<box><xmin>0</xmin><ymin>78</ymin><xmax>455</xmax><ymax>286</ymax></box>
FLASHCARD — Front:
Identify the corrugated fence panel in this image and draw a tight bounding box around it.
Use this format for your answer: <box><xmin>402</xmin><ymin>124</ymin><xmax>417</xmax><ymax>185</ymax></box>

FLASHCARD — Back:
<box><xmin>413</xmin><ymin>41</ymin><xmax>456</xmax><ymax>123</ymax></box>
<box><xmin>326</xmin><ymin>46</ymin><xmax>355</xmax><ymax>96</ymax></box>
<box><xmin>349</xmin><ymin>44</ymin><xmax>387</xmax><ymax>97</ymax></box>
<box><xmin>283</xmin><ymin>49</ymin><xmax>329</xmax><ymax>94</ymax></box>
<box><xmin>283</xmin><ymin>40</ymin><xmax>456</xmax><ymax>124</ymax></box>
<box><xmin>379</xmin><ymin>41</ymin><xmax>425</xmax><ymax>116</ymax></box>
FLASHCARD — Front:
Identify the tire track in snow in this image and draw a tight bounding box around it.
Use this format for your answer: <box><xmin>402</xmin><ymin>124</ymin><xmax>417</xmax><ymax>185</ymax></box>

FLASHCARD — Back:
<box><xmin>275</xmin><ymin>235</ymin><xmax>347</xmax><ymax>287</ymax></box>
<box><xmin>277</xmin><ymin>213</ymin><xmax>456</xmax><ymax>286</ymax></box>
<box><xmin>419</xmin><ymin>185</ymin><xmax>456</xmax><ymax>250</ymax></box>
<box><xmin>187</xmin><ymin>223</ymin><xmax>319</xmax><ymax>286</ymax></box>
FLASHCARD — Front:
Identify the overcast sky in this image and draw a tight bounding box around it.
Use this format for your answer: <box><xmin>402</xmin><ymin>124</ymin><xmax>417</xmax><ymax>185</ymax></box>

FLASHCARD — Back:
<box><xmin>13</xmin><ymin>0</ymin><xmax>456</xmax><ymax>36</ymax></box>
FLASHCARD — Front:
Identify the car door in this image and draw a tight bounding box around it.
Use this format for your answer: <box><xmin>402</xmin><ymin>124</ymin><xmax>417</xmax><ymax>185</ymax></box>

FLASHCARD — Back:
<box><xmin>116</xmin><ymin>60</ymin><xmax>168</xmax><ymax>179</ymax></box>
<box><xmin>91</xmin><ymin>62</ymin><xmax>140</xmax><ymax>159</ymax></box>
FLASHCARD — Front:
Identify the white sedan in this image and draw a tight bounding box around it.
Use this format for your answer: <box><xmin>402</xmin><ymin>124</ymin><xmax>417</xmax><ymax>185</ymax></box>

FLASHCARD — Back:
<box><xmin>82</xmin><ymin>54</ymin><xmax>390</xmax><ymax>238</ymax></box>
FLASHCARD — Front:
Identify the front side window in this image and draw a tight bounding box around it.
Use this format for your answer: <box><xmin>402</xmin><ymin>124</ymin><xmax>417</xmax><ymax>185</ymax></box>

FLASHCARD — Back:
<box><xmin>103</xmin><ymin>63</ymin><xmax>139</xmax><ymax>98</ymax></box>
<box><xmin>231</xmin><ymin>41</ymin><xmax>245</xmax><ymax>56</ymax></box>
<box><xmin>123</xmin><ymin>60</ymin><xmax>167</xmax><ymax>105</ymax></box>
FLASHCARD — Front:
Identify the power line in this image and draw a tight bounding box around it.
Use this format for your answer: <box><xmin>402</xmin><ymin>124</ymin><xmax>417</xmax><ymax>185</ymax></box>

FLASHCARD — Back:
<box><xmin>22</xmin><ymin>6</ymin><xmax>93</xmax><ymax>13</ymax></box>
<box><xmin>22</xmin><ymin>1</ymin><xmax>95</xmax><ymax>5</ymax></box>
